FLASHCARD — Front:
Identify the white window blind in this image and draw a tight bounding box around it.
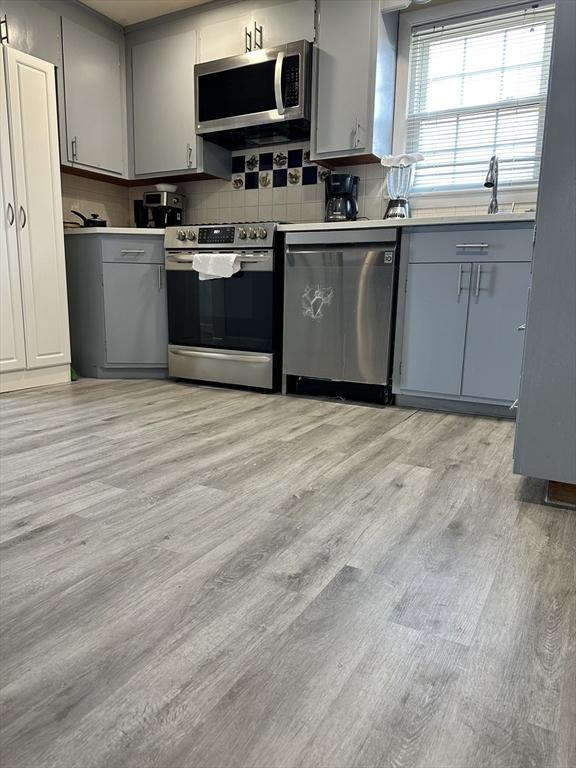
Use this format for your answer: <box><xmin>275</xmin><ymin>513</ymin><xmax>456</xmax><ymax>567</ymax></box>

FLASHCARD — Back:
<box><xmin>406</xmin><ymin>3</ymin><xmax>555</xmax><ymax>192</ymax></box>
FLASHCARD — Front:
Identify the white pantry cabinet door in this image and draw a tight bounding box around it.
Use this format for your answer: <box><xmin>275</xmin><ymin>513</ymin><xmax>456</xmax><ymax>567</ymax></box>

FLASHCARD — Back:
<box><xmin>61</xmin><ymin>18</ymin><xmax>125</xmax><ymax>174</ymax></box>
<box><xmin>0</xmin><ymin>52</ymin><xmax>26</xmax><ymax>373</ymax></box>
<box><xmin>5</xmin><ymin>47</ymin><xmax>70</xmax><ymax>370</ymax></box>
<box><xmin>132</xmin><ymin>31</ymin><xmax>198</xmax><ymax>174</ymax></box>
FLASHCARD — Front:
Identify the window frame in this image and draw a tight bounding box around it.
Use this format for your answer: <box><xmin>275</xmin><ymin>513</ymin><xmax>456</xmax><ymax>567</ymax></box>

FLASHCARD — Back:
<box><xmin>392</xmin><ymin>0</ymin><xmax>555</xmax><ymax>203</ymax></box>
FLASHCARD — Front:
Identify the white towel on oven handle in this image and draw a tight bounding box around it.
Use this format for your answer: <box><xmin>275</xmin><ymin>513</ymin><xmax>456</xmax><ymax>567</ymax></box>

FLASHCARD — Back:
<box><xmin>192</xmin><ymin>252</ymin><xmax>242</xmax><ymax>280</ymax></box>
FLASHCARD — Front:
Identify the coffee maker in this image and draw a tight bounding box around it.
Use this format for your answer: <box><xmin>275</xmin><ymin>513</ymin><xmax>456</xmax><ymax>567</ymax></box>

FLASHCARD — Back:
<box><xmin>325</xmin><ymin>174</ymin><xmax>359</xmax><ymax>222</ymax></box>
<box><xmin>139</xmin><ymin>191</ymin><xmax>185</xmax><ymax>228</ymax></box>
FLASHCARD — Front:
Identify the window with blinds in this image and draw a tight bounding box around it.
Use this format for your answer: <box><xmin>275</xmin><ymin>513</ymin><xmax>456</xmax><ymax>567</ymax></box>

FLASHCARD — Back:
<box><xmin>406</xmin><ymin>3</ymin><xmax>555</xmax><ymax>192</ymax></box>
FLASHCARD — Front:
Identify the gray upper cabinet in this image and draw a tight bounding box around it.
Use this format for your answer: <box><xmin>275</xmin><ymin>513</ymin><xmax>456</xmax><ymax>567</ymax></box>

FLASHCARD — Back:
<box><xmin>461</xmin><ymin>261</ymin><xmax>531</xmax><ymax>402</ymax></box>
<box><xmin>400</xmin><ymin>262</ymin><xmax>471</xmax><ymax>396</ymax></box>
<box><xmin>132</xmin><ymin>31</ymin><xmax>197</xmax><ymax>175</ymax></box>
<box><xmin>102</xmin><ymin>262</ymin><xmax>167</xmax><ymax>366</ymax></box>
<box><xmin>0</xmin><ymin>0</ymin><xmax>61</xmax><ymax>65</ymax></box>
<box><xmin>61</xmin><ymin>18</ymin><xmax>125</xmax><ymax>175</ymax></box>
<box><xmin>311</xmin><ymin>0</ymin><xmax>397</xmax><ymax>161</ymax></box>
<box><xmin>198</xmin><ymin>10</ymin><xmax>252</xmax><ymax>62</ymax></box>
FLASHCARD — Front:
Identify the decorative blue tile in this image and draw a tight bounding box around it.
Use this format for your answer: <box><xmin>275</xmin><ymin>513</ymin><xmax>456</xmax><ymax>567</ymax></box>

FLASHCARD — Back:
<box><xmin>273</xmin><ymin>169</ymin><xmax>287</xmax><ymax>187</ymax></box>
<box><xmin>245</xmin><ymin>171</ymin><xmax>259</xmax><ymax>190</ymax></box>
<box><xmin>288</xmin><ymin>149</ymin><xmax>303</xmax><ymax>168</ymax></box>
<box><xmin>302</xmin><ymin>165</ymin><xmax>318</xmax><ymax>185</ymax></box>
<box><xmin>231</xmin><ymin>155</ymin><xmax>245</xmax><ymax>173</ymax></box>
<box><xmin>259</xmin><ymin>152</ymin><xmax>273</xmax><ymax>171</ymax></box>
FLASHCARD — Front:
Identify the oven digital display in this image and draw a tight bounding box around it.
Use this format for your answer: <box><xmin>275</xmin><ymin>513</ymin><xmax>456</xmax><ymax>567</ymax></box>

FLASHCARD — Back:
<box><xmin>198</xmin><ymin>227</ymin><xmax>235</xmax><ymax>244</ymax></box>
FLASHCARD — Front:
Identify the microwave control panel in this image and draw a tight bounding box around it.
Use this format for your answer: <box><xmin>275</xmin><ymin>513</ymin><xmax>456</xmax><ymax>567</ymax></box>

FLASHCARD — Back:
<box><xmin>283</xmin><ymin>55</ymin><xmax>300</xmax><ymax>108</ymax></box>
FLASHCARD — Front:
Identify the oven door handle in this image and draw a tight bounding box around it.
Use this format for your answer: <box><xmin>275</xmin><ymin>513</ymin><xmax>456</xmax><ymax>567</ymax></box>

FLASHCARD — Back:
<box><xmin>274</xmin><ymin>51</ymin><xmax>285</xmax><ymax>116</ymax></box>
<box><xmin>170</xmin><ymin>349</ymin><xmax>271</xmax><ymax>364</ymax></box>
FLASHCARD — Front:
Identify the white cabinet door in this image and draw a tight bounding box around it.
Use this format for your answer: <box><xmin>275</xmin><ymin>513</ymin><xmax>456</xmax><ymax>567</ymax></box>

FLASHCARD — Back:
<box><xmin>314</xmin><ymin>0</ymin><xmax>373</xmax><ymax>156</ymax></box>
<box><xmin>61</xmin><ymin>18</ymin><xmax>125</xmax><ymax>175</ymax></box>
<box><xmin>0</xmin><ymin>52</ymin><xmax>26</xmax><ymax>374</ymax></box>
<box><xmin>5</xmin><ymin>47</ymin><xmax>70</xmax><ymax>370</ymax></box>
<box><xmin>198</xmin><ymin>14</ymin><xmax>251</xmax><ymax>63</ymax></box>
<box><xmin>252</xmin><ymin>0</ymin><xmax>315</xmax><ymax>48</ymax></box>
<box><xmin>132</xmin><ymin>31</ymin><xmax>198</xmax><ymax>175</ymax></box>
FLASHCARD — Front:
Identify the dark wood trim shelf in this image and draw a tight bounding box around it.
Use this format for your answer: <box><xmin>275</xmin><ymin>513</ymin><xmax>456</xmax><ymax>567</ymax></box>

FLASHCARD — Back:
<box><xmin>60</xmin><ymin>164</ymin><xmax>221</xmax><ymax>187</ymax></box>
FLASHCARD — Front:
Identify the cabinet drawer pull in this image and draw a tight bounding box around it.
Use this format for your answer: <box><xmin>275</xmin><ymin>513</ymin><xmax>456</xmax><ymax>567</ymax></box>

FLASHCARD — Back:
<box><xmin>120</xmin><ymin>249</ymin><xmax>145</xmax><ymax>254</ymax></box>
<box><xmin>456</xmin><ymin>243</ymin><xmax>488</xmax><ymax>249</ymax></box>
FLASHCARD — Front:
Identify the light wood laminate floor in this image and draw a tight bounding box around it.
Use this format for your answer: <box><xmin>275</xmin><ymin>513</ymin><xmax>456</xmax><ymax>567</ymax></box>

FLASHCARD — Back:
<box><xmin>0</xmin><ymin>379</ymin><xmax>574</xmax><ymax>768</ymax></box>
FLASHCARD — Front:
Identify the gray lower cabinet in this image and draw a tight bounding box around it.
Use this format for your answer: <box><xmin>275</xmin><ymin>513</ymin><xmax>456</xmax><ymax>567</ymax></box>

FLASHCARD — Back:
<box><xmin>461</xmin><ymin>261</ymin><xmax>531</xmax><ymax>401</ymax></box>
<box><xmin>64</xmin><ymin>233</ymin><xmax>168</xmax><ymax>378</ymax></box>
<box><xmin>394</xmin><ymin>224</ymin><xmax>534</xmax><ymax>409</ymax></box>
<box><xmin>400</xmin><ymin>262</ymin><xmax>471</xmax><ymax>396</ymax></box>
<box><xmin>102</xmin><ymin>263</ymin><xmax>167</xmax><ymax>366</ymax></box>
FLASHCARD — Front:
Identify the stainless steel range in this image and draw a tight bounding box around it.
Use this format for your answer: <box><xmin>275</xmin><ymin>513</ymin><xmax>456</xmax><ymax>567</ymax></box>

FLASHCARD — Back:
<box><xmin>164</xmin><ymin>223</ymin><xmax>283</xmax><ymax>390</ymax></box>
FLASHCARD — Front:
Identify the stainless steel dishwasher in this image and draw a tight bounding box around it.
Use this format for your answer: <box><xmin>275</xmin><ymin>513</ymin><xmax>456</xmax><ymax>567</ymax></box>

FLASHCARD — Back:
<box><xmin>283</xmin><ymin>228</ymin><xmax>399</xmax><ymax>398</ymax></box>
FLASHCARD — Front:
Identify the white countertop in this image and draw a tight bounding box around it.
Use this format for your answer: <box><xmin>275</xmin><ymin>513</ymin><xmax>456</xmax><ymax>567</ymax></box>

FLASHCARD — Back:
<box><xmin>64</xmin><ymin>227</ymin><xmax>165</xmax><ymax>236</ymax></box>
<box><xmin>278</xmin><ymin>213</ymin><xmax>535</xmax><ymax>233</ymax></box>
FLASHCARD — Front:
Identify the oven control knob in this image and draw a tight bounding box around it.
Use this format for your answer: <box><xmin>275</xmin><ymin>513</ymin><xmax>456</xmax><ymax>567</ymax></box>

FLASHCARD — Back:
<box><xmin>176</xmin><ymin>229</ymin><xmax>186</xmax><ymax>241</ymax></box>
<box><xmin>256</xmin><ymin>227</ymin><xmax>268</xmax><ymax>239</ymax></box>
<box><xmin>238</xmin><ymin>227</ymin><xmax>247</xmax><ymax>239</ymax></box>
<box><xmin>186</xmin><ymin>229</ymin><xmax>196</xmax><ymax>241</ymax></box>
<box><xmin>248</xmin><ymin>227</ymin><xmax>257</xmax><ymax>239</ymax></box>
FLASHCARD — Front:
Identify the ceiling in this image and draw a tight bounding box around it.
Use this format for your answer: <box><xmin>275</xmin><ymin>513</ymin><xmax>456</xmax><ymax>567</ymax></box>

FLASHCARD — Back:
<box><xmin>78</xmin><ymin>0</ymin><xmax>215</xmax><ymax>27</ymax></box>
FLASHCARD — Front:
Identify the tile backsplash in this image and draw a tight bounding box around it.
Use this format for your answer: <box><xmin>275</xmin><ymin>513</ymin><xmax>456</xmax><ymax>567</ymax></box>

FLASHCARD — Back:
<box><xmin>66</xmin><ymin>140</ymin><xmax>538</xmax><ymax>229</ymax></box>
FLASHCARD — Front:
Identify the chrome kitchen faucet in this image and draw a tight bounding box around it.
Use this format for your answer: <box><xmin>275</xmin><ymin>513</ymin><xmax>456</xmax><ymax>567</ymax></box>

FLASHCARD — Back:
<box><xmin>484</xmin><ymin>155</ymin><xmax>499</xmax><ymax>214</ymax></box>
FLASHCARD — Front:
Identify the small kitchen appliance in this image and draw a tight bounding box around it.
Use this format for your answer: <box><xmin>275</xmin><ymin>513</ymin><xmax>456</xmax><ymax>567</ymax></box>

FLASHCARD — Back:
<box><xmin>70</xmin><ymin>210</ymin><xmax>106</xmax><ymax>227</ymax></box>
<box><xmin>143</xmin><ymin>191</ymin><xmax>185</xmax><ymax>228</ymax></box>
<box><xmin>164</xmin><ymin>222</ymin><xmax>284</xmax><ymax>390</ymax></box>
<box><xmin>324</xmin><ymin>174</ymin><xmax>359</xmax><ymax>222</ymax></box>
<box><xmin>384</xmin><ymin>165</ymin><xmax>415</xmax><ymax>219</ymax></box>
<box><xmin>195</xmin><ymin>40</ymin><xmax>312</xmax><ymax>149</ymax></box>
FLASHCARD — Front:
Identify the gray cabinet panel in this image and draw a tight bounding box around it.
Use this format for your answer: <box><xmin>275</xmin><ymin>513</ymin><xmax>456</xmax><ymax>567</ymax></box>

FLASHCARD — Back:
<box><xmin>101</xmin><ymin>237</ymin><xmax>164</xmax><ymax>264</ymax></box>
<box><xmin>401</xmin><ymin>262</ymin><xmax>471</xmax><ymax>396</ymax></box>
<box><xmin>0</xmin><ymin>0</ymin><xmax>61</xmax><ymax>65</ymax></box>
<box><xmin>462</xmin><ymin>262</ymin><xmax>531</xmax><ymax>402</ymax></box>
<box><xmin>103</xmin><ymin>263</ymin><xmax>168</xmax><ymax>366</ymax></box>
<box><xmin>61</xmin><ymin>17</ymin><xmax>124</xmax><ymax>174</ymax></box>
<box><xmin>132</xmin><ymin>31</ymin><xmax>197</xmax><ymax>175</ymax></box>
<box><xmin>314</xmin><ymin>0</ymin><xmax>373</xmax><ymax>155</ymax></box>
<box><xmin>407</xmin><ymin>225</ymin><xmax>533</xmax><ymax>264</ymax></box>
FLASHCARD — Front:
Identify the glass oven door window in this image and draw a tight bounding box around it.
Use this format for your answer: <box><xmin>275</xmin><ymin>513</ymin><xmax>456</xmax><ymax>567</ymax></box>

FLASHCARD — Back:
<box><xmin>167</xmin><ymin>271</ymin><xmax>273</xmax><ymax>352</ymax></box>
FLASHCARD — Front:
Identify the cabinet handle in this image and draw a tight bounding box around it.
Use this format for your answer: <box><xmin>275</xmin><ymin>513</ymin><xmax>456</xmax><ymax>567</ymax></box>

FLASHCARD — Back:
<box><xmin>510</xmin><ymin>398</ymin><xmax>519</xmax><ymax>411</ymax></box>
<box><xmin>517</xmin><ymin>324</ymin><xmax>526</xmax><ymax>331</ymax></box>
<box><xmin>244</xmin><ymin>26</ymin><xmax>252</xmax><ymax>52</ymax></box>
<box><xmin>6</xmin><ymin>203</ymin><xmax>14</xmax><ymax>226</ymax></box>
<box><xmin>157</xmin><ymin>265</ymin><xmax>162</xmax><ymax>290</ymax></box>
<box><xmin>456</xmin><ymin>243</ymin><xmax>488</xmax><ymax>249</ymax></box>
<box><xmin>71</xmin><ymin>136</ymin><xmax>78</xmax><ymax>161</ymax></box>
<box><xmin>0</xmin><ymin>14</ymin><xmax>9</xmax><ymax>44</ymax></box>
<box><xmin>254</xmin><ymin>22</ymin><xmax>263</xmax><ymax>49</ymax></box>
<box><xmin>475</xmin><ymin>263</ymin><xmax>482</xmax><ymax>297</ymax></box>
<box><xmin>187</xmin><ymin>143</ymin><xmax>193</xmax><ymax>168</ymax></box>
<box><xmin>120</xmin><ymin>249</ymin><xmax>145</xmax><ymax>254</ymax></box>
<box><xmin>19</xmin><ymin>206</ymin><xmax>27</xmax><ymax>229</ymax></box>
<box><xmin>354</xmin><ymin>117</ymin><xmax>361</xmax><ymax>148</ymax></box>
<box><xmin>457</xmin><ymin>263</ymin><xmax>463</xmax><ymax>296</ymax></box>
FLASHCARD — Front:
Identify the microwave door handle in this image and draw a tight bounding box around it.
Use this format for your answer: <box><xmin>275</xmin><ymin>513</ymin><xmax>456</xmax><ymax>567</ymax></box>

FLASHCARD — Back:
<box><xmin>274</xmin><ymin>51</ymin><xmax>285</xmax><ymax>116</ymax></box>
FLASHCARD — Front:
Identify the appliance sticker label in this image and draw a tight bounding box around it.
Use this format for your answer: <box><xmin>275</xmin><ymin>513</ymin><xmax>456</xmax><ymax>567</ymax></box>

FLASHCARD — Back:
<box><xmin>302</xmin><ymin>285</ymin><xmax>334</xmax><ymax>321</ymax></box>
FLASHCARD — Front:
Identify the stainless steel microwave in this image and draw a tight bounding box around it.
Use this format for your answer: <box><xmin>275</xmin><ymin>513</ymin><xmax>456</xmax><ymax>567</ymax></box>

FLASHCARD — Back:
<box><xmin>195</xmin><ymin>40</ymin><xmax>312</xmax><ymax>149</ymax></box>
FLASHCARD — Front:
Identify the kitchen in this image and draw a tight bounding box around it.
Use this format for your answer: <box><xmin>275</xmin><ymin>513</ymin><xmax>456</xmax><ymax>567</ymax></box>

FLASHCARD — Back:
<box><xmin>0</xmin><ymin>0</ymin><xmax>575</xmax><ymax>766</ymax></box>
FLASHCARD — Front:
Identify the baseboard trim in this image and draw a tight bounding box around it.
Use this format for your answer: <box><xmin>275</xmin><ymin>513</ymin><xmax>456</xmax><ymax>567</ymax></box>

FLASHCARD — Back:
<box><xmin>0</xmin><ymin>365</ymin><xmax>71</xmax><ymax>393</ymax></box>
<box><xmin>395</xmin><ymin>394</ymin><xmax>514</xmax><ymax>419</ymax></box>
